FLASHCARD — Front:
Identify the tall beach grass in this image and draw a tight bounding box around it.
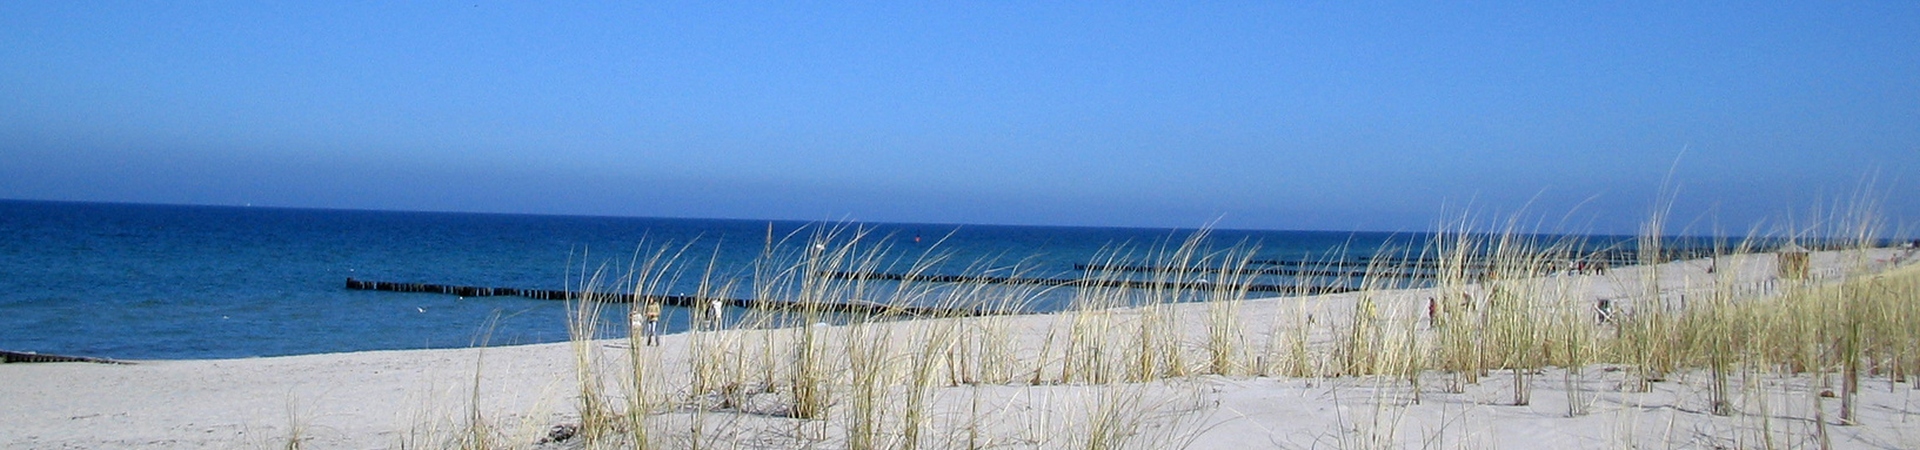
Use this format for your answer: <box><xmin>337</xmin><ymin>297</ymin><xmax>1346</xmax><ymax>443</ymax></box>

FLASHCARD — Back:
<box><xmin>393</xmin><ymin>202</ymin><xmax>1919</xmax><ymax>449</ymax></box>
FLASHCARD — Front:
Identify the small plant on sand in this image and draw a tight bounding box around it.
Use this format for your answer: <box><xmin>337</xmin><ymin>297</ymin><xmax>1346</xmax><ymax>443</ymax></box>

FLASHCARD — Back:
<box><xmin>563</xmin><ymin>253</ymin><xmax>618</xmax><ymax>444</ymax></box>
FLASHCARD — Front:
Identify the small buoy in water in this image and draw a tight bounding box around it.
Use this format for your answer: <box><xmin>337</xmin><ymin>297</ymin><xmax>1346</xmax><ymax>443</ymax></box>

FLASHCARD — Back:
<box><xmin>417</xmin><ymin>307</ymin><xmax>426</xmax><ymax>313</ymax></box>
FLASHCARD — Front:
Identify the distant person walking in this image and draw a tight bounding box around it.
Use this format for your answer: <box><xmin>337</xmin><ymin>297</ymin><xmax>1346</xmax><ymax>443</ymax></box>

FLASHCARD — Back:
<box><xmin>629</xmin><ymin>308</ymin><xmax>646</xmax><ymax>344</ymax></box>
<box><xmin>643</xmin><ymin>302</ymin><xmax>662</xmax><ymax>346</ymax></box>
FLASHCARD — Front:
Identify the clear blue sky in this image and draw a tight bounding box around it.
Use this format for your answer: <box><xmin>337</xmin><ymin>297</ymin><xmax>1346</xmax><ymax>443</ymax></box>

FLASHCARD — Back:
<box><xmin>3</xmin><ymin>2</ymin><xmax>1916</xmax><ymax>234</ymax></box>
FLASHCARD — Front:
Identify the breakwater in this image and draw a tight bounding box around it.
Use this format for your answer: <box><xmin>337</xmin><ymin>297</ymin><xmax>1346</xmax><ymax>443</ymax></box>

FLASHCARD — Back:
<box><xmin>344</xmin><ymin>278</ymin><xmax>992</xmax><ymax>317</ymax></box>
<box><xmin>0</xmin><ymin>350</ymin><xmax>129</xmax><ymax>364</ymax></box>
<box><xmin>1073</xmin><ymin>262</ymin><xmax>1454</xmax><ymax>279</ymax></box>
<box><xmin>815</xmin><ymin>271</ymin><xmax>1354</xmax><ymax>296</ymax></box>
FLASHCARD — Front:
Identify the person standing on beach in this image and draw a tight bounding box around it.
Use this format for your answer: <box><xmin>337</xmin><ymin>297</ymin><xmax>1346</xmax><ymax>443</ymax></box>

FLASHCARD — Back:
<box><xmin>644</xmin><ymin>301</ymin><xmax>662</xmax><ymax>346</ymax></box>
<box><xmin>641</xmin><ymin>309</ymin><xmax>656</xmax><ymax>344</ymax></box>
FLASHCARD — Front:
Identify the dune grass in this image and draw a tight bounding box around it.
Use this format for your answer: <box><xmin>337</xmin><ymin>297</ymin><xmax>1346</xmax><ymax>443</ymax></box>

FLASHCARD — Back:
<box><xmin>389</xmin><ymin>205</ymin><xmax>1920</xmax><ymax>449</ymax></box>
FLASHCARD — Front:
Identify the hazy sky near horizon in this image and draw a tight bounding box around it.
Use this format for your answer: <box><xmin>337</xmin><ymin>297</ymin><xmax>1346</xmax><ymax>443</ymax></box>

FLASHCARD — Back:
<box><xmin>3</xmin><ymin>3</ymin><xmax>1916</xmax><ymax>234</ymax></box>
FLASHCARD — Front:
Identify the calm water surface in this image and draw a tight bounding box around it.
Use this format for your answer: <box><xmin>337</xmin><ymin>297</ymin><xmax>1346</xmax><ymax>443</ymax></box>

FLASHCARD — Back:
<box><xmin>1</xmin><ymin>200</ymin><xmax>1573</xmax><ymax>360</ymax></box>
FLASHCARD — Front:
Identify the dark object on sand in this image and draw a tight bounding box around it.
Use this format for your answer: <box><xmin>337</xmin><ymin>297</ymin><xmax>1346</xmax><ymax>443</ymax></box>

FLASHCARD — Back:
<box><xmin>538</xmin><ymin>424</ymin><xmax>579</xmax><ymax>444</ymax></box>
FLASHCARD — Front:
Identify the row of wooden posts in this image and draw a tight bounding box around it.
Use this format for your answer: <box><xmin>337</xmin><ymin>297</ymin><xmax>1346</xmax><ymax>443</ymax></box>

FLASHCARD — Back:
<box><xmin>344</xmin><ymin>277</ymin><xmax>991</xmax><ymax>317</ymax></box>
<box><xmin>814</xmin><ymin>271</ymin><xmax>1354</xmax><ymax>295</ymax></box>
<box><xmin>352</xmin><ymin>247</ymin><xmax>1829</xmax><ymax>314</ymax></box>
<box><xmin>0</xmin><ymin>350</ymin><xmax>128</xmax><ymax>364</ymax></box>
<box><xmin>344</xmin><ymin>279</ymin><xmax>579</xmax><ymax>300</ymax></box>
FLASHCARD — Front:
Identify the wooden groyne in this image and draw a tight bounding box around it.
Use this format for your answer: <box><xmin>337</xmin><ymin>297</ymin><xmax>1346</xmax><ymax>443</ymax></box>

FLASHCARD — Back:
<box><xmin>1246</xmin><ymin>247</ymin><xmax>1778</xmax><ymax>270</ymax></box>
<box><xmin>344</xmin><ymin>278</ymin><xmax>992</xmax><ymax>317</ymax></box>
<box><xmin>815</xmin><ymin>271</ymin><xmax>1353</xmax><ymax>296</ymax></box>
<box><xmin>346</xmin><ymin>279</ymin><xmax>578</xmax><ymax>300</ymax></box>
<box><xmin>1252</xmin><ymin>258</ymin><xmax>1490</xmax><ymax>269</ymax></box>
<box><xmin>1</xmin><ymin>350</ymin><xmax>129</xmax><ymax>365</ymax></box>
<box><xmin>1250</xmin><ymin>257</ymin><xmax>1583</xmax><ymax>270</ymax></box>
<box><xmin>1073</xmin><ymin>263</ymin><xmax>1453</xmax><ymax>279</ymax></box>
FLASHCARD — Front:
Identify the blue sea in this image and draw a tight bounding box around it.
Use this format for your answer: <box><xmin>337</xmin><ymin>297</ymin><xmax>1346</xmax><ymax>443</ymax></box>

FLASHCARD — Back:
<box><xmin>0</xmin><ymin>200</ymin><xmax>1573</xmax><ymax>360</ymax></box>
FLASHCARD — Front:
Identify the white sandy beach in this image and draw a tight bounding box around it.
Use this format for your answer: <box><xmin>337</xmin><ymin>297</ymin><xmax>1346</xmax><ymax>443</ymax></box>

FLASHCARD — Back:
<box><xmin>6</xmin><ymin>248</ymin><xmax>1918</xmax><ymax>449</ymax></box>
